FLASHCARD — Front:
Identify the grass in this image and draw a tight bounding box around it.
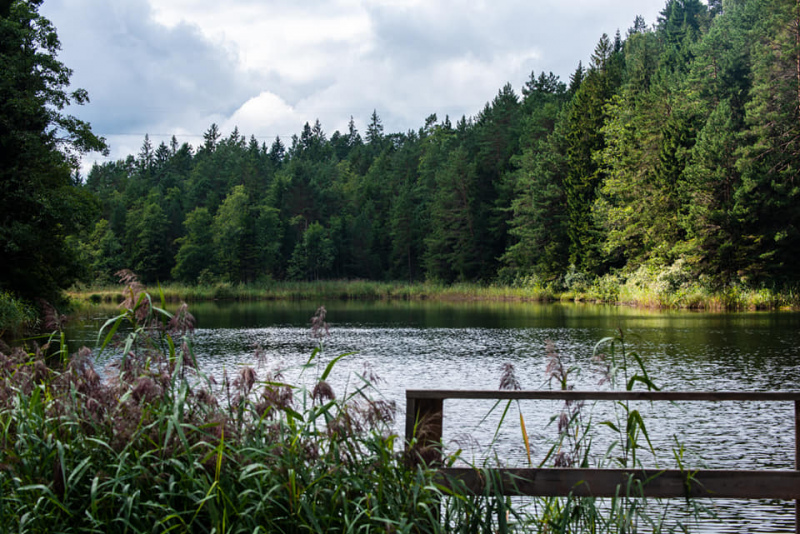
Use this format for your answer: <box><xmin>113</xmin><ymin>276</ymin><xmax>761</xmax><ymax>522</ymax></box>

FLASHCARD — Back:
<box><xmin>5</xmin><ymin>273</ymin><xmax>538</xmax><ymax>533</ymax></box>
<box><xmin>69</xmin><ymin>279</ymin><xmax>557</xmax><ymax>304</ymax></box>
<box><xmin>2</xmin><ymin>278</ymin><xmax>450</xmax><ymax>533</ymax></box>
<box><xmin>66</xmin><ymin>267</ymin><xmax>800</xmax><ymax>312</ymax></box>
<box><xmin>0</xmin><ymin>290</ymin><xmax>37</xmax><ymax>339</ymax></box>
<box><xmin>0</xmin><ymin>273</ymin><xmax>717</xmax><ymax>532</ymax></box>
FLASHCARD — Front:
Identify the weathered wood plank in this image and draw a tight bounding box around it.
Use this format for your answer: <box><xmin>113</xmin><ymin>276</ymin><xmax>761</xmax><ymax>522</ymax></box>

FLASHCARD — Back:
<box><xmin>407</xmin><ymin>390</ymin><xmax>800</xmax><ymax>402</ymax></box>
<box><xmin>438</xmin><ymin>468</ymin><xmax>800</xmax><ymax>500</ymax></box>
<box><xmin>795</xmin><ymin>400</ymin><xmax>799</xmax><ymax>532</ymax></box>
<box><xmin>405</xmin><ymin>396</ymin><xmax>443</xmax><ymax>462</ymax></box>
<box><xmin>407</xmin><ymin>389</ymin><xmax>800</xmax><ymax>531</ymax></box>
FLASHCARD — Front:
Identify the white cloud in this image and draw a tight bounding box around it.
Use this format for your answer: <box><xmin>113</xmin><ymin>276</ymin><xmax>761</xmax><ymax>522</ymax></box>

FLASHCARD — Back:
<box><xmin>149</xmin><ymin>1</ymin><xmax>374</xmax><ymax>83</ymax></box>
<box><xmin>41</xmin><ymin>0</ymin><xmax>669</xmax><ymax>171</ymax></box>
<box><xmin>223</xmin><ymin>92</ymin><xmax>299</xmax><ymax>138</ymax></box>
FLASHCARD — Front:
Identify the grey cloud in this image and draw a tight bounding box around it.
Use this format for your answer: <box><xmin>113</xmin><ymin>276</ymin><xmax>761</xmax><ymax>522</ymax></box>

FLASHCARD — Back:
<box><xmin>40</xmin><ymin>0</ymin><xmax>667</xmax><ymax>162</ymax></box>
<box><xmin>364</xmin><ymin>1</ymin><xmax>660</xmax><ymax>80</ymax></box>
<box><xmin>42</xmin><ymin>0</ymin><xmax>260</xmax><ymax>136</ymax></box>
<box><xmin>366</xmin><ymin>4</ymin><xmax>494</xmax><ymax>66</ymax></box>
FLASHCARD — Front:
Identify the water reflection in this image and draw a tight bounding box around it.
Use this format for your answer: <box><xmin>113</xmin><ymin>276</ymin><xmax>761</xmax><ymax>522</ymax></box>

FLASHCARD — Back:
<box><xmin>67</xmin><ymin>300</ymin><xmax>800</xmax><ymax>532</ymax></box>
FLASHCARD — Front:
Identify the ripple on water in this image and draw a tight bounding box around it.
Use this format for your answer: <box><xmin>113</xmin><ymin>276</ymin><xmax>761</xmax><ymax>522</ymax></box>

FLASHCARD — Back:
<box><xmin>68</xmin><ymin>304</ymin><xmax>800</xmax><ymax>533</ymax></box>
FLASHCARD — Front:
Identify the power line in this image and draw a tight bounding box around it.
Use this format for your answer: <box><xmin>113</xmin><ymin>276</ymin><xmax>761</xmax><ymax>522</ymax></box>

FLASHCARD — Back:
<box><xmin>95</xmin><ymin>132</ymin><xmax>294</xmax><ymax>139</ymax></box>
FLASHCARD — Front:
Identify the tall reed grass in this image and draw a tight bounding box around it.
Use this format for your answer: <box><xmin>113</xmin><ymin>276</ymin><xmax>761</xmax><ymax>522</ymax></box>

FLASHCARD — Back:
<box><xmin>1</xmin><ymin>273</ymin><xmax>521</xmax><ymax>533</ymax></box>
<box><xmin>3</xmin><ymin>272</ymin><xmax>711</xmax><ymax>532</ymax></box>
<box><xmin>486</xmin><ymin>331</ymin><xmax>711</xmax><ymax>533</ymax></box>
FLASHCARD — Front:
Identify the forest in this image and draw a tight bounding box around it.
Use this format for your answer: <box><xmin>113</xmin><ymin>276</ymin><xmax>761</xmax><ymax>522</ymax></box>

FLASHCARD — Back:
<box><xmin>4</xmin><ymin>0</ymin><xmax>800</xmax><ymax>307</ymax></box>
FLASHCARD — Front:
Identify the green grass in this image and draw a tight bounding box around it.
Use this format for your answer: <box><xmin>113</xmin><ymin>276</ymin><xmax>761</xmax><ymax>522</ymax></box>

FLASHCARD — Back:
<box><xmin>66</xmin><ymin>279</ymin><xmax>568</xmax><ymax>307</ymax></box>
<box><xmin>68</xmin><ymin>271</ymin><xmax>800</xmax><ymax>311</ymax></box>
<box><xmin>2</xmin><ymin>275</ymin><xmax>718</xmax><ymax>533</ymax></box>
<box><xmin>0</xmin><ymin>289</ymin><xmax>451</xmax><ymax>532</ymax></box>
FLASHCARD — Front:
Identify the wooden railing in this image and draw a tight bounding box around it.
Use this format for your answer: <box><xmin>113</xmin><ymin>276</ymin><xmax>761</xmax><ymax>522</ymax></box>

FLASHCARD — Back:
<box><xmin>405</xmin><ymin>390</ymin><xmax>800</xmax><ymax>532</ymax></box>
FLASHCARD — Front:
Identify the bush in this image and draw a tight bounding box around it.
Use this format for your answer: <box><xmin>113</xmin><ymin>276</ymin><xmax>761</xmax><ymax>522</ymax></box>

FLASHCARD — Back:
<box><xmin>0</xmin><ymin>291</ymin><xmax>36</xmax><ymax>338</ymax></box>
<box><xmin>563</xmin><ymin>264</ymin><xmax>590</xmax><ymax>294</ymax></box>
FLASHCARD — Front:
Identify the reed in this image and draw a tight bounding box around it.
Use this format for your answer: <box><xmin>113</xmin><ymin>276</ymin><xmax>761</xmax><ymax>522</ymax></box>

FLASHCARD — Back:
<box><xmin>482</xmin><ymin>331</ymin><xmax>712</xmax><ymax>533</ymax></box>
<box><xmin>67</xmin><ymin>279</ymin><xmax>562</xmax><ymax>306</ymax></box>
<box><xmin>1</xmin><ymin>274</ymin><xmax>517</xmax><ymax>533</ymax></box>
<box><xmin>4</xmin><ymin>273</ymin><xmax>711</xmax><ymax>532</ymax></box>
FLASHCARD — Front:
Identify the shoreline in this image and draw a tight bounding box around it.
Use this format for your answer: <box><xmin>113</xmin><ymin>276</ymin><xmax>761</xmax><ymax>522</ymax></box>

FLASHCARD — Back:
<box><xmin>66</xmin><ymin>279</ymin><xmax>800</xmax><ymax>312</ymax></box>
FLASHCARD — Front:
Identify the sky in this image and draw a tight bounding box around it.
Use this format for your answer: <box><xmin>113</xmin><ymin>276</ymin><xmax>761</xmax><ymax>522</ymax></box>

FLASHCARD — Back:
<box><xmin>40</xmin><ymin>0</ymin><xmax>668</xmax><ymax>173</ymax></box>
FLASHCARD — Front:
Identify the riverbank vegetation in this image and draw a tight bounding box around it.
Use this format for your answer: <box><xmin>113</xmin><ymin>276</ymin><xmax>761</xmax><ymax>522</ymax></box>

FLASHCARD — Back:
<box><xmin>1</xmin><ymin>281</ymin><xmax>708</xmax><ymax>532</ymax></box>
<box><xmin>68</xmin><ymin>272</ymin><xmax>799</xmax><ymax>312</ymax></box>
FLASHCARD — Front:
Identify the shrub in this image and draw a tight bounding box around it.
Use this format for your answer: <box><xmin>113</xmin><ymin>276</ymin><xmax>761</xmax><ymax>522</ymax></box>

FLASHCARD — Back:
<box><xmin>0</xmin><ymin>291</ymin><xmax>36</xmax><ymax>338</ymax></box>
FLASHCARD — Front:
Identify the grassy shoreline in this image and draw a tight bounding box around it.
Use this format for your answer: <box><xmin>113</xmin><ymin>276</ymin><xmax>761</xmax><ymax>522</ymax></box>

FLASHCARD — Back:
<box><xmin>67</xmin><ymin>277</ymin><xmax>800</xmax><ymax>311</ymax></box>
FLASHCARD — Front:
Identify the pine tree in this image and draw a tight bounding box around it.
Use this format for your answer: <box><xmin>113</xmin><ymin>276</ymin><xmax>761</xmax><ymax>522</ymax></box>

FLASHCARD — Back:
<box><xmin>424</xmin><ymin>146</ymin><xmax>481</xmax><ymax>281</ymax></box>
<box><xmin>213</xmin><ymin>186</ymin><xmax>250</xmax><ymax>282</ymax></box>
<box><xmin>366</xmin><ymin>110</ymin><xmax>384</xmax><ymax>146</ymax></box>
<box><xmin>735</xmin><ymin>0</ymin><xmax>800</xmax><ymax>281</ymax></box>
<box><xmin>563</xmin><ymin>35</ymin><xmax>623</xmax><ymax>272</ymax></box>
<box><xmin>172</xmin><ymin>207</ymin><xmax>215</xmax><ymax>283</ymax></box>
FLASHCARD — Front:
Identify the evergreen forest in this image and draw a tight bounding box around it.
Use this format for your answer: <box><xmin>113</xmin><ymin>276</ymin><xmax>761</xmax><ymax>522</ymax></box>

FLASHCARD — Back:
<box><xmin>6</xmin><ymin>0</ymin><xmax>800</xmax><ymax>304</ymax></box>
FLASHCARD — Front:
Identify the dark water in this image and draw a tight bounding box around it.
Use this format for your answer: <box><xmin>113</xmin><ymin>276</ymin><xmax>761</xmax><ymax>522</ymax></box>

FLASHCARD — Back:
<box><xmin>69</xmin><ymin>300</ymin><xmax>800</xmax><ymax>532</ymax></box>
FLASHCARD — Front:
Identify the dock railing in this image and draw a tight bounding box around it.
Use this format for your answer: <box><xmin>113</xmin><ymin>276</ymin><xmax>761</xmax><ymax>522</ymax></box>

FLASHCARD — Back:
<box><xmin>405</xmin><ymin>389</ymin><xmax>800</xmax><ymax>532</ymax></box>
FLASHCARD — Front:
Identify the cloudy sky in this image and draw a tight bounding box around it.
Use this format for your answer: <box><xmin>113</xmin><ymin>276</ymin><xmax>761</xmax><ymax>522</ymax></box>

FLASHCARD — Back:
<box><xmin>40</xmin><ymin>0</ymin><xmax>668</xmax><ymax>171</ymax></box>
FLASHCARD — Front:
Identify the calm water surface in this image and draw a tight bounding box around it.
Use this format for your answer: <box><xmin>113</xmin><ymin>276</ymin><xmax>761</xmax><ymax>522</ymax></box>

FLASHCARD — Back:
<box><xmin>70</xmin><ymin>300</ymin><xmax>800</xmax><ymax>532</ymax></box>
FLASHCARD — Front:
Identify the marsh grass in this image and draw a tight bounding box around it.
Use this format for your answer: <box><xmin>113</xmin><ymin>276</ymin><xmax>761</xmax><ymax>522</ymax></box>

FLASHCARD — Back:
<box><xmin>69</xmin><ymin>275</ymin><xmax>800</xmax><ymax>311</ymax></box>
<box><xmin>2</xmin><ymin>273</ymin><xmax>524</xmax><ymax>533</ymax></box>
<box><xmin>3</xmin><ymin>271</ymin><xmax>712</xmax><ymax>532</ymax></box>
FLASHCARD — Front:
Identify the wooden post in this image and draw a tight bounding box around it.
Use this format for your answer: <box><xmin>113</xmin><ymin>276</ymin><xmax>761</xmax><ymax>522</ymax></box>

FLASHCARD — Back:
<box><xmin>405</xmin><ymin>393</ymin><xmax>444</xmax><ymax>524</ymax></box>
<box><xmin>795</xmin><ymin>400</ymin><xmax>799</xmax><ymax>534</ymax></box>
<box><xmin>405</xmin><ymin>393</ymin><xmax>443</xmax><ymax>466</ymax></box>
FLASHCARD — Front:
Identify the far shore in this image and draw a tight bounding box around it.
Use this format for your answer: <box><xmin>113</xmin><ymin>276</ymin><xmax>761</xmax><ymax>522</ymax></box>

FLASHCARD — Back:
<box><xmin>67</xmin><ymin>279</ymin><xmax>800</xmax><ymax>312</ymax></box>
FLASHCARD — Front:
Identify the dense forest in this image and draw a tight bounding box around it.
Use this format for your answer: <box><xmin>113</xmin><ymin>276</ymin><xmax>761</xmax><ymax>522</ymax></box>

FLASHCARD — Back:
<box><xmin>5</xmin><ymin>0</ymin><xmax>800</xmax><ymax>308</ymax></box>
<box><xmin>77</xmin><ymin>0</ymin><xmax>800</xmax><ymax>291</ymax></box>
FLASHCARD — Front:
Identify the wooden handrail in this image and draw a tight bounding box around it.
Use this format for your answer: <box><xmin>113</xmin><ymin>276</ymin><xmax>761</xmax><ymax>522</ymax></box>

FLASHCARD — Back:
<box><xmin>406</xmin><ymin>389</ymin><xmax>800</xmax><ymax>401</ymax></box>
<box><xmin>405</xmin><ymin>390</ymin><xmax>800</xmax><ymax>532</ymax></box>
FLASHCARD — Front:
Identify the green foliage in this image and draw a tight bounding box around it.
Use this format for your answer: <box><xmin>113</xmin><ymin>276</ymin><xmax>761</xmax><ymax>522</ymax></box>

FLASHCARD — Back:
<box><xmin>125</xmin><ymin>197</ymin><xmax>172</xmax><ymax>283</ymax></box>
<box><xmin>564</xmin><ymin>34</ymin><xmax>623</xmax><ymax>273</ymax></box>
<box><xmin>172</xmin><ymin>207</ymin><xmax>215</xmax><ymax>284</ymax></box>
<box><xmin>213</xmin><ymin>185</ymin><xmax>251</xmax><ymax>282</ymax></box>
<box><xmin>734</xmin><ymin>0</ymin><xmax>800</xmax><ymax>283</ymax></box>
<box><xmin>1</xmin><ymin>285</ymin><xmax>528</xmax><ymax>533</ymax></box>
<box><xmin>503</xmin><ymin>77</ymin><xmax>570</xmax><ymax>279</ymax></box>
<box><xmin>49</xmin><ymin>0</ymin><xmax>800</xmax><ymax>301</ymax></box>
<box><xmin>0</xmin><ymin>290</ymin><xmax>36</xmax><ymax>338</ymax></box>
<box><xmin>86</xmin><ymin>219</ymin><xmax>126</xmax><ymax>284</ymax></box>
<box><xmin>0</xmin><ymin>0</ymin><xmax>106</xmax><ymax>303</ymax></box>
<box><xmin>288</xmin><ymin>221</ymin><xmax>336</xmax><ymax>281</ymax></box>
<box><xmin>425</xmin><ymin>145</ymin><xmax>482</xmax><ymax>282</ymax></box>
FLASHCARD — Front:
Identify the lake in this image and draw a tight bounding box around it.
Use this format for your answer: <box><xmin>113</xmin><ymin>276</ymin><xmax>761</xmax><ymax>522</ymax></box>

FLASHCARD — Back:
<box><xmin>69</xmin><ymin>299</ymin><xmax>800</xmax><ymax>532</ymax></box>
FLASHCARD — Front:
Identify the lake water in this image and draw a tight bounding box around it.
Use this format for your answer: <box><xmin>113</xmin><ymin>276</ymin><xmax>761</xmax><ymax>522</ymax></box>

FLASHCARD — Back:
<box><xmin>69</xmin><ymin>299</ymin><xmax>800</xmax><ymax>532</ymax></box>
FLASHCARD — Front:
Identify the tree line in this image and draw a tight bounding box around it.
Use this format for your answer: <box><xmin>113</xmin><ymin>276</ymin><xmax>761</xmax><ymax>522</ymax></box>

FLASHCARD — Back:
<box><xmin>5</xmin><ymin>0</ymin><xmax>800</xmax><ymax>305</ymax></box>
